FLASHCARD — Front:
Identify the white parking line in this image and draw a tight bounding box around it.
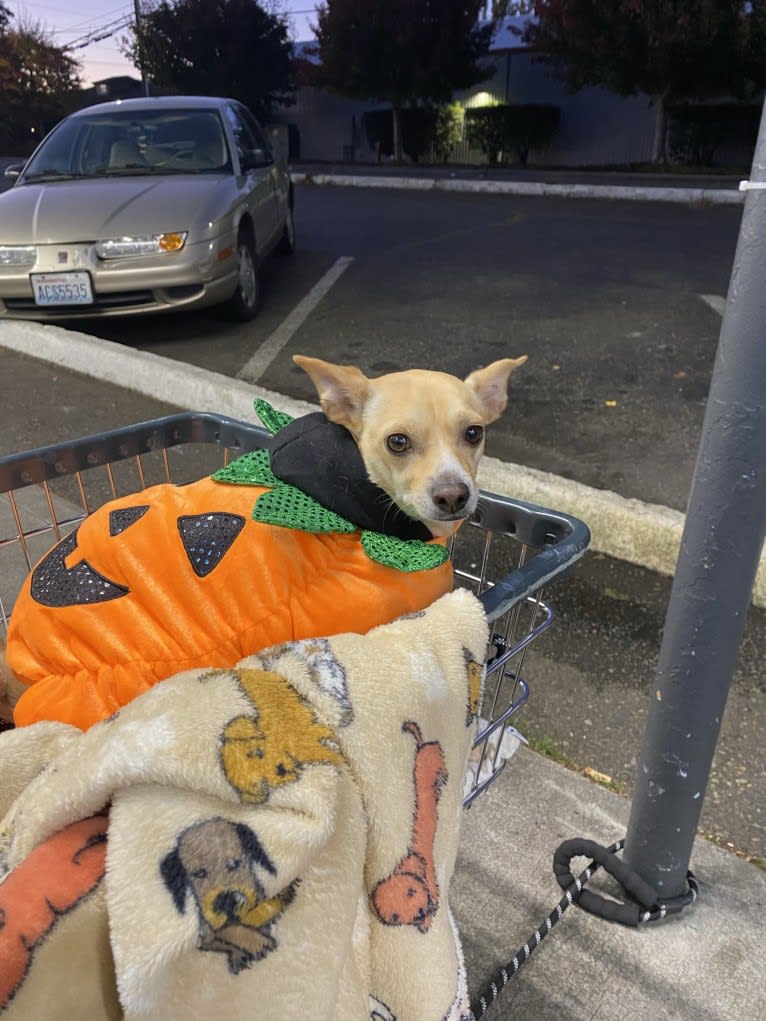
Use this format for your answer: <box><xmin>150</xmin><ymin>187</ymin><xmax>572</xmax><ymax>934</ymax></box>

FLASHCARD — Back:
<box><xmin>699</xmin><ymin>293</ymin><xmax>726</xmax><ymax>316</ymax></box>
<box><xmin>237</xmin><ymin>256</ymin><xmax>355</xmax><ymax>382</ymax></box>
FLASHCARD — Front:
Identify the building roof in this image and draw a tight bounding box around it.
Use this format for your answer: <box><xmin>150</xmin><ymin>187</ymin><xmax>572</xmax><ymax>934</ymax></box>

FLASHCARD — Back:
<box><xmin>487</xmin><ymin>14</ymin><xmax>534</xmax><ymax>52</ymax></box>
<box><xmin>291</xmin><ymin>14</ymin><xmax>534</xmax><ymax>62</ymax></box>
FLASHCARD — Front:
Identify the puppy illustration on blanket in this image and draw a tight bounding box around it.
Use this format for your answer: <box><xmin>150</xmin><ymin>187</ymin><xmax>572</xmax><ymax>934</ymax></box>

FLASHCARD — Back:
<box><xmin>160</xmin><ymin>818</ymin><xmax>298</xmax><ymax>974</ymax></box>
<box><xmin>220</xmin><ymin>668</ymin><xmax>344</xmax><ymax>805</ymax></box>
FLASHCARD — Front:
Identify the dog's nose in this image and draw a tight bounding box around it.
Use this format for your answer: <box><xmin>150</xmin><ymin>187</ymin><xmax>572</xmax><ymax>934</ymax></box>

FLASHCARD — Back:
<box><xmin>432</xmin><ymin>483</ymin><xmax>470</xmax><ymax>515</ymax></box>
<box><xmin>213</xmin><ymin>890</ymin><xmax>244</xmax><ymax>921</ymax></box>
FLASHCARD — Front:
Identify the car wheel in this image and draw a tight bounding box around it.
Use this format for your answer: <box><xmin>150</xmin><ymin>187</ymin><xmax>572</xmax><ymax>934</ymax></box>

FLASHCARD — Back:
<box><xmin>275</xmin><ymin>200</ymin><xmax>295</xmax><ymax>256</ymax></box>
<box><xmin>224</xmin><ymin>231</ymin><xmax>260</xmax><ymax>321</ymax></box>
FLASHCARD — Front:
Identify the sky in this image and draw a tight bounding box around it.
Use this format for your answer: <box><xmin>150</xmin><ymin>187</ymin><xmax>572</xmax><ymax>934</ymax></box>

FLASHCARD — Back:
<box><xmin>5</xmin><ymin>1</ymin><xmax>317</xmax><ymax>86</ymax></box>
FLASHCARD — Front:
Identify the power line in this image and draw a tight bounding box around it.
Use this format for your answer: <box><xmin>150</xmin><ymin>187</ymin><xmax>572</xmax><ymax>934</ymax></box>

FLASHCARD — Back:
<box><xmin>62</xmin><ymin>13</ymin><xmax>133</xmax><ymax>51</ymax></box>
<box><xmin>7</xmin><ymin>1</ymin><xmax>131</xmax><ymax>37</ymax></box>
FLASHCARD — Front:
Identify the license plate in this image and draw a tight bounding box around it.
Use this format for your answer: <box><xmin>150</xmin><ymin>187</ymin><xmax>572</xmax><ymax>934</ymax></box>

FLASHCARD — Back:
<box><xmin>31</xmin><ymin>272</ymin><xmax>93</xmax><ymax>306</ymax></box>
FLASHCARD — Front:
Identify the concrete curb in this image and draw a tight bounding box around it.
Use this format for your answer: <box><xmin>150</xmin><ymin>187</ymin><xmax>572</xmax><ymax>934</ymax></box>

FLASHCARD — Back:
<box><xmin>2</xmin><ymin>320</ymin><xmax>765</xmax><ymax>605</ymax></box>
<box><xmin>291</xmin><ymin>171</ymin><xmax>745</xmax><ymax>205</ymax></box>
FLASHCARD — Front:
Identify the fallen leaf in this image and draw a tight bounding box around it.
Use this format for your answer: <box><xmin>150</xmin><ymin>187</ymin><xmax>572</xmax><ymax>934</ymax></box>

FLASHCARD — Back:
<box><xmin>604</xmin><ymin>399</ymin><xmax>618</xmax><ymax>408</ymax></box>
<box><xmin>674</xmin><ymin>371</ymin><xmax>687</xmax><ymax>379</ymax></box>
<box><xmin>584</xmin><ymin>766</ymin><xmax>612</xmax><ymax>785</ymax></box>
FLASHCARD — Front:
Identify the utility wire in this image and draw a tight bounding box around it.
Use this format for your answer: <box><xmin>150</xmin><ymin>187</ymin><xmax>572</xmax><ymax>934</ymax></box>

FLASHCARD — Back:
<box><xmin>62</xmin><ymin>14</ymin><xmax>133</xmax><ymax>51</ymax></box>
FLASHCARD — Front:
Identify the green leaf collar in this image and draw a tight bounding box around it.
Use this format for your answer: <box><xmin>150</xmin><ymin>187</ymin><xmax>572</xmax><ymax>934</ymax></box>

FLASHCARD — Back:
<box><xmin>211</xmin><ymin>400</ymin><xmax>449</xmax><ymax>573</ymax></box>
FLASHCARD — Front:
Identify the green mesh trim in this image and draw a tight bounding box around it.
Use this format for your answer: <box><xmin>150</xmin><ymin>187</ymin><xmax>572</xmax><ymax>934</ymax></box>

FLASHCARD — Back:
<box><xmin>211</xmin><ymin>401</ymin><xmax>447</xmax><ymax>572</ymax></box>
<box><xmin>253</xmin><ymin>487</ymin><xmax>356</xmax><ymax>534</ymax></box>
<box><xmin>212</xmin><ymin>448</ymin><xmax>277</xmax><ymax>487</ymax></box>
<box><xmin>361</xmin><ymin>532</ymin><xmax>450</xmax><ymax>572</ymax></box>
<box><xmin>255</xmin><ymin>398</ymin><xmax>294</xmax><ymax>436</ymax></box>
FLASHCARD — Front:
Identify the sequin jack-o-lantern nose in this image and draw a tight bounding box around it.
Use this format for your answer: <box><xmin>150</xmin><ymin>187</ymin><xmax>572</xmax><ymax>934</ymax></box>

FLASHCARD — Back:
<box><xmin>8</xmin><ymin>405</ymin><xmax>453</xmax><ymax>731</ymax></box>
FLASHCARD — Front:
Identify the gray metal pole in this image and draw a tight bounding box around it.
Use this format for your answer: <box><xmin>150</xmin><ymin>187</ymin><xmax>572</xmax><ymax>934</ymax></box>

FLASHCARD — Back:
<box><xmin>134</xmin><ymin>0</ymin><xmax>151</xmax><ymax>97</ymax></box>
<box><xmin>623</xmin><ymin>99</ymin><xmax>766</xmax><ymax>898</ymax></box>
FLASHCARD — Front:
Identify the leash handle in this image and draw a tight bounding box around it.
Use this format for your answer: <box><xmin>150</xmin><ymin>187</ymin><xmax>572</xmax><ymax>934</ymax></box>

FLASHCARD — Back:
<box><xmin>469</xmin><ymin>837</ymin><xmax>698</xmax><ymax>1018</ymax></box>
<box><xmin>553</xmin><ymin>837</ymin><xmax>659</xmax><ymax>926</ymax></box>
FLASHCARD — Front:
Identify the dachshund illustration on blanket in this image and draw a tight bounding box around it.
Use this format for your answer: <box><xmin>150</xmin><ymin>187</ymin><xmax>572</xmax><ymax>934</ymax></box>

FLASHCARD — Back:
<box><xmin>160</xmin><ymin>818</ymin><xmax>297</xmax><ymax>974</ymax></box>
<box><xmin>0</xmin><ymin>814</ymin><xmax>108</xmax><ymax>1009</ymax></box>
<box><xmin>370</xmin><ymin>721</ymin><xmax>447</xmax><ymax>933</ymax></box>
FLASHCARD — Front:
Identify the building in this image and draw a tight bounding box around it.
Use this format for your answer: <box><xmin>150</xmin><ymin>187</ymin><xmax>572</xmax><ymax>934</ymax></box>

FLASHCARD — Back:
<box><xmin>272</xmin><ymin>18</ymin><xmax>655</xmax><ymax>166</ymax></box>
<box><xmin>272</xmin><ymin>17</ymin><xmax>757</xmax><ymax>169</ymax></box>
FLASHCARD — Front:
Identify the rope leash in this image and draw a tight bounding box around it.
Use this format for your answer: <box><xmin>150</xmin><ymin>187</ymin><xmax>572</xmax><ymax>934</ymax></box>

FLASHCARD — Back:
<box><xmin>470</xmin><ymin>837</ymin><xmax>698</xmax><ymax>1019</ymax></box>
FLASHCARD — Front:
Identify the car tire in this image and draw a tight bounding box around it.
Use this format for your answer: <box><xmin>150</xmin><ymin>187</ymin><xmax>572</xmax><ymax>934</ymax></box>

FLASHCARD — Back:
<box><xmin>223</xmin><ymin>231</ymin><xmax>260</xmax><ymax>321</ymax></box>
<box><xmin>275</xmin><ymin>200</ymin><xmax>296</xmax><ymax>256</ymax></box>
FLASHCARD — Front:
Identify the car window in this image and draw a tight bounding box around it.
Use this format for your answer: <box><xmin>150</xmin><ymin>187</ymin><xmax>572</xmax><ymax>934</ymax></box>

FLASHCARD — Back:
<box><xmin>20</xmin><ymin>120</ymin><xmax>89</xmax><ymax>177</ymax></box>
<box><xmin>239</xmin><ymin>108</ymin><xmax>272</xmax><ymax>154</ymax></box>
<box><xmin>224</xmin><ymin>105</ymin><xmax>272</xmax><ymax>169</ymax></box>
<box><xmin>22</xmin><ymin>109</ymin><xmax>232</xmax><ymax>180</ymax></box>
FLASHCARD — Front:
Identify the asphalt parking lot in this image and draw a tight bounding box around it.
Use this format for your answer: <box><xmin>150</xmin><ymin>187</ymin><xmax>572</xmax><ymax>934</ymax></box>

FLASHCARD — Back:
<box><xmin>54</xmin><ymin>182</ymin><xmax>744</xmax><ymax>513</ymax></box>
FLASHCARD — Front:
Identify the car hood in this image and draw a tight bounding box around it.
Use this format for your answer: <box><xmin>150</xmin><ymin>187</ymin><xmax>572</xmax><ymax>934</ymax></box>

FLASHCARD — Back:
<box><xmin>0</xmin><ymin>175</ymin><xmax>235</xmax><ymax>244</ymax></box>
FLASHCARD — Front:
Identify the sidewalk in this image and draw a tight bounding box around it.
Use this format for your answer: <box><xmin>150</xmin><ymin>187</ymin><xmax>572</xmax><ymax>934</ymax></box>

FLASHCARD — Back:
<box><xmin>0</xmin><ymin>342</ymin><xmax>764</xmax><ymax>1021</ymax></box>
<box><xmin>290</xmin><ymin>160</ymin><xmax>746</xmax><ymax>205</ymax></box>
<box><xmin>453</xmin><ymin>747</ymin><xmax>765</xmax><ymax>1021</ymax></box>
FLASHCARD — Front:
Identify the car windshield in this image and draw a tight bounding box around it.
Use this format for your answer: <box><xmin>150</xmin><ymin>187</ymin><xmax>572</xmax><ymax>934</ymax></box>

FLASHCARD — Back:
<box><xmin>22</xmin><ymin>108</ymin><xmax>232</xmax><ymax>180</ymax></box>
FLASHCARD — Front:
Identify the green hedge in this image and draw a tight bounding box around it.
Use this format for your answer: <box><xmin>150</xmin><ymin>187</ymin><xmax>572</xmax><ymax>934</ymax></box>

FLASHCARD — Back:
<box><xmin>667</xmin><ymin>103</ymin><xmax>761</xmax><ymax>167</ymax></box>
<box><xmin>362</xmin><ymin>104</ymin><xmax>463</xmax><ymax>163</ymax></box>
<box><xmin>465</xmin><ymin>104</ymin><xmax>560</xmax><ymax>165</ymax></box>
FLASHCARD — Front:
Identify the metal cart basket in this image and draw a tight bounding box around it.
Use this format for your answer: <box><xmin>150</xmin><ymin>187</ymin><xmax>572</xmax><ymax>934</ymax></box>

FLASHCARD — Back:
<box><xmin>0</xmin><ymin>412</ymin><xmax>590</xmax><ymax>804</ymax></box>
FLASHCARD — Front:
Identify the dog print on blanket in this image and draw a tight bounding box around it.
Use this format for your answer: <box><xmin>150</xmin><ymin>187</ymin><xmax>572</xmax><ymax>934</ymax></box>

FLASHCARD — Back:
<box><xmin>370</xmin><ymin>721</ymin><xmax>447</xmax><ymax>933</ymax></box>
<box><xmin>0</xmin><ymin>815</ymin><xmax>108</xmax><ymax>1010</ymax></box>
<box><xmin>160</xmin><ymin>818</ymin><xmax>298</xmax><ymax>975</ymax></box>
<box><xmin>220</xmin><ymin>668</ymin><xmax>344</xmax><ymax>805</ymax></box>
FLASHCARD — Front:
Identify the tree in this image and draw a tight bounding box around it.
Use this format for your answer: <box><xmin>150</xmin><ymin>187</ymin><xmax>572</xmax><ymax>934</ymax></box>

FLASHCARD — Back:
<box><xmin>0</xmin><ymin>4</ymin><xmax>13</xmax><ymax>101</ymax></box>
<box><xmin>313</xmin><ymin>0</ymin><xmax>496</xmax><ymax>161</ymax></box>
<box><xmin>124</xmin><ymin>0</ymin><xmax>294</xmax><ymax>119</ymax></box>
<box><xmin>0</xmin><ymin>9</ymin><xmax>81</xmax><ymax>153</ymax></box>
<box><xmin>514</xmin><ymin>0</ymin><xmax>766</xmax><ymax>163</ymax></box>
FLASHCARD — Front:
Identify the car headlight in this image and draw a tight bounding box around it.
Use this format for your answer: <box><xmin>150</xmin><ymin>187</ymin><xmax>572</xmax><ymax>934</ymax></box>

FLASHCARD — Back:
<box><xmin>0</xmin><ymin>245</ymin><xmax>36</xmax><ymax>267</ymax></box>
<box><xmin>95</xmin><ymin>233</ymin><xmax>188</xmax><ymax>259</ymax></box>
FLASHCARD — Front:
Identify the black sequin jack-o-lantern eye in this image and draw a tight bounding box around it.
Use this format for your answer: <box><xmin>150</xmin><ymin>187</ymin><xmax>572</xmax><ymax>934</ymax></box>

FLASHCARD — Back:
<box><xmin>109</xmin><ymin>505</ymin><xmax>149</xmax><ymax>535</ymax></box>
<box><xmin>30</xmin><ymin>529</ymin><xmax>130</xmax><ymax>608</ymax></box>
<box><xmin>178</xmin><ymin>513</ymin><xmax>246</xmax><ymax>577</ymax></box>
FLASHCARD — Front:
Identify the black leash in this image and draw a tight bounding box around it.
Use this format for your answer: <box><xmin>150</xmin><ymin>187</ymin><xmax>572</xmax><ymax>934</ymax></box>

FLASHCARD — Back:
<box><xmin>470</xmin><ymin>837</ymin><xmax>698</xmax><ymax>1018</ymax></box>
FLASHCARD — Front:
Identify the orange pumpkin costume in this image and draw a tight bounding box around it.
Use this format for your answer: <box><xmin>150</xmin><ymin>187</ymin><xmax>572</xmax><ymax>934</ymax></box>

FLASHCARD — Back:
<box><xmin>8</xmin><ymin>404</ymin><xmax>453</xmax><ymax>731</ymax></box>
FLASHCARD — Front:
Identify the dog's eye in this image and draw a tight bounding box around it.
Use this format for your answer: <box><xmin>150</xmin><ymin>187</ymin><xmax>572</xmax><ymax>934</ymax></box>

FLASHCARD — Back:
<box><xmin>464</xmin><ymin>425</ymin><xmax>484</xmax><ymax>446</ymax></box>
<box><xmin>386</xmin><ymin>433</ymin><xmax>410</xmax><ymax>454</ymax></box>
<box><xmin>226</xmin><ymin>857</ymin><xmax>242</xmax><ymax>871</ymax></box>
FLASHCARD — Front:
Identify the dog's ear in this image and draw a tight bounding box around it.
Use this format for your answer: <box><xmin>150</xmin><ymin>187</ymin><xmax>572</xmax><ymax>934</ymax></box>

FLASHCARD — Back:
<box><xmin>160</xmin><ymin>848</ymin><xmax>190</xmax><ymax>914</ymax></box>
<box><xmin>464</xmin><ymin>356</ymin><xmax>527</xmax><ymax>424</ymax></box>
<box><xmin>293</xmin><ymin>355</ymin><xmax>370</xmax><ymax>433</ymax></box>
<box><xmin>235</xmin><ymin>822</ymin><xmax>277</xmax><ymax>876</ymax></box>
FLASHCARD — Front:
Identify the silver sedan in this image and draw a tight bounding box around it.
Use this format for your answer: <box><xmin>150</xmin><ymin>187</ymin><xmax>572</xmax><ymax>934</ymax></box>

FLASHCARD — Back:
<box><xmin>0</xmin><ymin>95</ymin><xmax>294</xmax><ymax>320</ymax></box>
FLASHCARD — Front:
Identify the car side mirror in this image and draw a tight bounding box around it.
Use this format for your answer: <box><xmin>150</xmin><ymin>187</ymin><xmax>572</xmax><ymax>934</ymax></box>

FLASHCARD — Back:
<box><xmin>240</xmin><ymin>148</ymin><xmax>273</xmax><ymax>172</ymax></box>
<box><xmin>4</xmin><ymin>162</ymin><xmax>25</xmax><ymax>180</ymax></box>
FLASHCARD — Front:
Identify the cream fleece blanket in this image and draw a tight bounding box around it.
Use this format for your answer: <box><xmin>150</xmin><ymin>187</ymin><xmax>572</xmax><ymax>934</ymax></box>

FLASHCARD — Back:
<box><xmin>0</xmin><ymin>589</ymin><xmax>488</xmax><ymax>1021</ymax></box>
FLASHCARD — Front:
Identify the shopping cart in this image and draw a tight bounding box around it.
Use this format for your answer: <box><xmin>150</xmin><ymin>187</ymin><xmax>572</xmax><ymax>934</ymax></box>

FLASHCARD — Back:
<box><xmin>0</xmin><ymin>412</ymin><xmax>590</xmax><ymax>803</ymax></box>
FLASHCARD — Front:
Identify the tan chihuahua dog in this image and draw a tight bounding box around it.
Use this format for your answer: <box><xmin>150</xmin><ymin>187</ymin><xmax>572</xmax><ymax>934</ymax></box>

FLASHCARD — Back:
<box><xmin>293</xmin><ymin>354</ymin><xmax>527</xmax><ymax>537</ymax></box>
<box><xmin>0</xmin><ymin>354</ymin><xmax>526</xmax><ymax>725</ymax></box>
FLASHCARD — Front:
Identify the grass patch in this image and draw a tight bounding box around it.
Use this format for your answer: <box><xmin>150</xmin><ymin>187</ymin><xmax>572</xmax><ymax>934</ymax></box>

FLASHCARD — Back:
<box><xmin>525</xmin><ymin>734</ymin><xmax>624</xmax><ymax>795</ymax></box>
